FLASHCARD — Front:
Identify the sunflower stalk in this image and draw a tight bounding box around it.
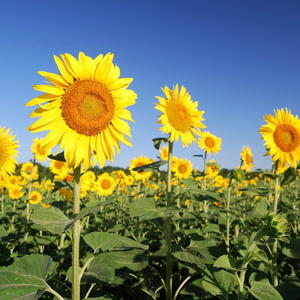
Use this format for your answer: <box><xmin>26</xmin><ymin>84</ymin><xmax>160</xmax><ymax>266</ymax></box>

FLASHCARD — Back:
<box><xmin>165</xmin><ymin>139</ymin><xmax>174</xmax><ymax>300</ymax></box>
<box><xmin>271</xmin><ymin>160</ymin><xmax>279</xmax><ymax>287</ymax></box>
<box><xmin>72</xmin><ymin>164</ymin><xmax>82</xmax><ymax>300</ymax></box>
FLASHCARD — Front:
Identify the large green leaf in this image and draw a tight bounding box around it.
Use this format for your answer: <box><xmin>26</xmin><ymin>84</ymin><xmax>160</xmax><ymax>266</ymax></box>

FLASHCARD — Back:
<box><xmin>0</xmin><ymin>271</ymin><xmax>47</xmax><ymax>300</ymax></box>
<box><xmin>30</xmin><ymin>207</ymin><xmax>70</xmax><ymax>235</ymax></box>
<box><xmin>90</xmin><ymin>250</ymin><xmax>148</xmax><ymax>272</ymax></box>
<box><xmin>201</xmin><ymin>268</ymin><xmax>238</xmax><ymax>297</ymax></box>
<box><xmin>249</xmin><ymin>281</ymin><xmax>283</xmax><ymax>300</ymax></box>
<box><xmin>84</xmin><ymin>232</ymin><xmax>148</xmax><ymax>252</ymax></box>
<box><xmin>152</xmin><ymin>137</ymin><xmax>168</xmax><ymax>150</ymax></box>
<box><xmin>213</xmin><ymin>255</ymin><xmax>237</xmax><ymax>271</ymax></box>
<box><xmin>129</xmin><ymin>198</ymin><xmax>162</xmax><ymax>220</ymax></box>
<box><xmin>8</xmin><ymin>254</ymin><xmax>53</xmax><ymax>279</ymax></box>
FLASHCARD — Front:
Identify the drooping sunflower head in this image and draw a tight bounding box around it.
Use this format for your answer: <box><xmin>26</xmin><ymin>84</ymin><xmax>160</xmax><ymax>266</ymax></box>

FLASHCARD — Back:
<box><xmin>259</xmin><ymin>108</ymin><xmax>300</xmax><ymax>167</ymax></box>
<box><xmin>155</xmin><ymin>84</ymin><xmax>205</xmax><ymax>147</ymax></box>
<box><xmin>0</xmin><ymin>127</ymin><xmax>20</xmax><ymax>179</ymax></box>
<box><xmin>26</xmin><ymin>52</ymin><xmax>137</xmax><ymax>170</ymax></box>
<box><xmin>31</xmin><ymin>137</ymin><xmax>51</xmax><ymax>162</ymax></box>
<box><xmin>172</xmin><ymin>158</ymin><xmax>193</xmax><ymax>180</ymax></box>
<box><xmin>240</xmin><ymin>145</ymin><xmax>254</xmax><ymax>172</ymax></box>
<box><xmin>197</xmin><ymin>131</ymin><xmax>222</xmax><ymax>155</ymax></box>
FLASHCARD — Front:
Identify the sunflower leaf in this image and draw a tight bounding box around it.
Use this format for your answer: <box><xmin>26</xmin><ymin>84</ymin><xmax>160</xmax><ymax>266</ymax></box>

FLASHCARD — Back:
<box><xmin>280</xmin><ymin>167</ymin><xmax>297</xmax><ymax>187</ymax></box>
<box><xmin>48</xmin><ymin>151</ymin><xmax>66</xmax><ymax>162</ymax></box>
<box><xmin>152</xmin><ymin>137</ymin><xmax>169</xmax><ymax>150</ymax></box>
<box><xmin>132</xmin><ymin>160</ymin><xmax>167</xmax><ymax>172</ymax></box>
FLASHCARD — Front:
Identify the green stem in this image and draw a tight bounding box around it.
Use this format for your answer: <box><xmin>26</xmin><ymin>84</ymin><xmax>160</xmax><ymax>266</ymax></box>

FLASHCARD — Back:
<box><xmin>202</xmin><ymin>151</ymin><xmax>207</xmax><ymax>191</ymax></box>
<box><xmin>226</xmin><ymin>184</ymin><xmax>232</xmax><ymax>254</ymax></box>
<box><xmin>165</xmin><ymin>140</ymin><xmax>173</xmax><ymax>300</ymax></box>
<box><xmin>272</xmin><ymin>160</ymin><xmax>279</xmax><ymax>287</ymax></box>
<box><xmin>45</xmin><ymin>283</ymin><xmax>65</xmax><ymax>300</ymax></box>
<box><xmin>72</xmin><ymin>165</ymin><xmax>81</xmax><ymax>300</ymax></box>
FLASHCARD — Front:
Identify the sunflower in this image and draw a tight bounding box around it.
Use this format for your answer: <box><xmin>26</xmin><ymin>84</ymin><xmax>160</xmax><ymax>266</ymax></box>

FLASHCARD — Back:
<box><xmin>4</xmin><ymin>175</ymin><xmax>22</xmax><ymax>189</ymax></box>
<box><xmin>155</xmin><ymin>85</ymin><xmax>205</xmax><ymax>147</ymax></box>
<box><xmin>26</xmin><ymin>52</ymin><xmax>137</xmax><ymax>170</ymax></box>
<box><xmin>0</xmin><ymin>127</ymin><xmax>20</xmax><ymax>178</ymax></box>
<box><xmin>96</xmin><ymin>172</ymin><xmax>116</xmax><ymax>196</ymax></box>
<box><xmin>29</xmin><ymin>191</ymin><xmax>42</xmax><ymax>205</ymax></box>
<box><xmin>240</xmin><ymin>146</ymin><xmax>254</xmax><ymax>172</ymax></box>
<box><xmin>21</xmin><ymin>162</ymin><xmax>39</xmax><ymax>180</ymax></box>
<box><xmin>197</xmin><ymin>131</ymin><xmax>222</xmax><ymax>155</ymax></box>
<box><xmin>49</xmin><ymin>159</ymin><xmax>69</xmax><ymax>175</ymax></box>
<box><xmin>259</xmin><ymin>108</ymin><xmax>300</xmax><ymax>167</ymax></box>
<box><xmin>31</xmin><ymin>137</ymin><xmax>51</xmax><ymax>162</ymax></box>
<box><xmin>129</xmin><ymin>155</ymin><xmax>154</xmax><ymax>181</ymax></box>
<box><xmin>9</xmin><ymin>185</ymin><xmax>24</xmax><ymax>200</ymax></box>
<box><xmin>159</xmin><ymin>145</ymin><xmax>169</xmax><ymax>160</ymax></box>
<box><xmin>172</xmin><ymin>158</ymin><xmax>193</xmax><ymax>180</ymax></box>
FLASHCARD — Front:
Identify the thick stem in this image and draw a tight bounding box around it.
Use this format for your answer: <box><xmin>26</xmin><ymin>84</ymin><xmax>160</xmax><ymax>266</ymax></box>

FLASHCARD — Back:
<box><xmin>165</xmin><ymin>140</ymin><xmax>173</xmax><ymax>300</ymax></box>
<box><xmin>72</xmin><ymin>165</ymin><xmax>81</xmax><ymax>300</ymax></box>
<box><xmin>226</xmin><ymin>185</ymin><xmax>231</xmax><ymax>254</ymax></box>
<box><xmin>272</xmin><ymin>160</ymin><xmax>279</xmax><ymax>287</ymax></box>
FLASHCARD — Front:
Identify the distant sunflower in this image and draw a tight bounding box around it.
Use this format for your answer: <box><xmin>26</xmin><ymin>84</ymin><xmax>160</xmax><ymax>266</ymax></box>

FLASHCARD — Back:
<box><xmin>31</xmin><ymin>137</ymin><xmax>51</xmax><ymax>162</ymax></box>
<box><xmin>29</xmin><ymin>191</ymin><xmax>42</xmax><ymax>205</ymax></box>
<box><xmin>159</xmin><ymin>145</ymin><xmax>169</xmax><ymax>160</ymax></box>
<box><xmin>240</xmin><ymin>146</ymin><xmax>254</xmax><ymax>172</ymax></box>
<box><xmin>197</xmin><ymin>131</ymin><xmax>222</xmax><ymax>155</ymax></box>
<box><xmin>21</xmin><ymin>162</ymin><xmax>39</xmax><ymax>180</ymax></box>
<box><xmin>49</xmin><ymin>159</ymin><xmax>69</xmax><ymax>175</ymax></box>
<box><xmin>259</xmin><ymin>108</ymin><xmax>300</xmax><ymax>167</ymax></box>
<box><xmin>172</xmin><ymin>158</ymin><xmax>193</xmax><ymax>180</ymax></box>
<box><xmin>155</xmin><ymin>84</ymin><xmax>205</xmax><ymax>147</ymax></box>
<box><xmin>26</xmin><ymin>52</ymin><xmax>137</xmax><ymax>170</ymax></box>
<box><xmin>9</xmin><ymin>185</ymin><xmax>24</xmax><ymax>200</ymax></box>
<box><xmin>129</xmin><ymin>155</ymin><xmax>154</xmax><ymax>181</ymax></box>
<box><xmin>0</xmin><ymin>127</ymin><xmax>20</xmax><ymax>178</ymax></box>
<box><xmin>97</xmin><ymin>172</ymin><xmax>116</xmax><ymax>196</ymax></box>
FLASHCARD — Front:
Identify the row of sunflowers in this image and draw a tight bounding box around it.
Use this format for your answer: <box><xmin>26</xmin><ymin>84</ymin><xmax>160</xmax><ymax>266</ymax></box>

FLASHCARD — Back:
<box><xmin>0</xmin><ymin>52</ymin><xmax>299</xmax><ymax>300</ymax></box>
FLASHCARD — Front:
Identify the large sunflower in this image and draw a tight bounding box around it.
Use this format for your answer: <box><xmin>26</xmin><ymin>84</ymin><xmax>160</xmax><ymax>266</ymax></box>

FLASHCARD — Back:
<box><xmin>31</xmin><ymin>137</ymin><xmax>51</xmax><ymax>162</ymax></box>
<box><xmin>197</xmin><ymin>131</ymin><xmax>222</xmax><ymax>155</ymax></box>
<box><xmin>0</xmin><ymin>127</ymin><xmax>20</xmax><ymax>178</ymax></box>
<box><xmin>171</xmin><ymin>158</ymin><xmax>193</xmax><ymax>180</ymax></box>
<box><xmin>26</xmin><ymin>52</ymin><xmax>137</xmax><ymax>169</ymax></box>
<box><xmin>259</xmin><ymin>108</ymin><xmax>300</xmax><ymax>167</ymax></box>
<box><xmin>129</xmin><ymin>155</ymin><xmax>154</xmax><ymax>182</ymax></box>
<box><xmin>155</xmin><ymin>85</ymin><xmax>205</xmax><ymax>147</ymax></box>
<box><xmin>240</xmin><ymin>145</ymin><xmax>254</xmax><ymax>172</ymax></box>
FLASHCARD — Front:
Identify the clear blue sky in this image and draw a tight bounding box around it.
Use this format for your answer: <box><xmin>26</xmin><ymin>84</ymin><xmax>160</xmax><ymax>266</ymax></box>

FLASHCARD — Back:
<box><xmin>1</xmin><ymin>0</ymin><xmax>299</xmax><ymax>171</ymax></box>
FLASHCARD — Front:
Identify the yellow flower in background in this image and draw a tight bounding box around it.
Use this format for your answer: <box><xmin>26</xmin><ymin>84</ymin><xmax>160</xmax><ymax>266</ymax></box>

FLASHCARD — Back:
<box><xmin>112</xmin><ymin>170</ymin><xmax>127</xmax><ymax>184</ymax></box>
<box><xmin>9</xmin><ymin>185</ymin><xmax>24</xmax><ymax>200</ymax></box>
<box><xmin>49</xmin><ymin>159</ymin><xmax>69</xmax><ymax>175</ymax></box>
<box><xmin>129</xmin><ymin>155</ymin><xmax>154</xmax><ymax>182</ymax></box>
<box><xmin>31</xmin><ymin>137</ymin><xmax>51</xmax><ymax>162</ymax></box>
<box><xmin>4</xmin><ymin>175</ymin><xmax>22</xmax><ymax>189</ymax></box>
<box><xmin>240</xmin><ymin>145</ymin><xmax>254</xmax><ymax>172</ymax></box>
<box><xmin>172</xmin><ymin>158</ymin><xmax>193</xmax><ymax>180</ymax></box>
<box><xmin>21</xmin><ymin>162</ymin><xmax>39</xmax><ymax>180</ymax></box>
<box><xmin>26</xmin><ymin>52</ymin><xmax>137</xmax><ymax>169</ymax></box>
<box><xmin>44</xmin><ymin>179</ymin><xmax>55</xmax><ymax>191</ymax></box>
<box><xmin>0</xmin><ymin>127</ymin><xmax>20</xmax><ymax>178</ymax></box>
<box><xmin>197</xmin><ymin>131</ymin><xmax>222</xmax><ymax>155</ymax></box>
<box><xmin>259</xmin><ymin>108</ymin><xmax>300</xmax><ymax>167</ymax></box>
<box><xmin>206</xmin><ymin>160</ymin><xmax>220</xmax><ymax>178</ymax></box>
<box><xmin>159</xmin><ymin>145</ymin><xmax>169</xmax><ymax>160</ymax></box>
<box><xmin>29</xmin><ymin>191</ymin><xmax>42</xmax><ymax>204</ymax></box>
<box><xmin>155</xmin><ymin>84</ymin><xmax>205</xmax><ymax>147</ymax></box>
<box><xmin>97</xmin><ymin>172</ymin><xmax>116</xmax><ymax>196</ymax></box>
<box><xmin>42</xmin><ymin>203</ymin><xmax>51</xmax><ymax>208</ymax></box>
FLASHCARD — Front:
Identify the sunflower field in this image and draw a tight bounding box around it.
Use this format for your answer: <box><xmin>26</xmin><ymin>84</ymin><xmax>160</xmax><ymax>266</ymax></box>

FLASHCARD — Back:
<box><xmin>0</xmin><ymin>52</ymin><xmax>299</xmax><ymax>300</ymax></box>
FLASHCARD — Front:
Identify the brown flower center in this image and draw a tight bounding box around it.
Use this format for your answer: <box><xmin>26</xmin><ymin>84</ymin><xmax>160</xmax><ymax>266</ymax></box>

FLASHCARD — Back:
<box><xmin>205</xmin><ymin>137</ymin><xmax>215</xmax><ymax>149</ymax></box>
<box><xmin>101</xmin><ymin>179</ymin><xmax>111</xmax><ymax>190</ymax></box>
<box><xmin>61</xmin><ymin>79</ymin><xmax>114</xmax><ymax>136</ymax></box>
<box><xmin>166</xmin><ymin>100</ymin><xmax>192</xmax><ymax>132</ymax></box>
<box><xmin>273</xmin><ymin>124</ymin><xmax>299</xmax><ymax>152</ymax></box>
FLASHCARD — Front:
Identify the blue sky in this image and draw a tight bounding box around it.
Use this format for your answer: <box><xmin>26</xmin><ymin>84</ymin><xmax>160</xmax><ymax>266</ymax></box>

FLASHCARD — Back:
<box><xmin>1</xmin><ymin>0</ymin><xmax>299</xmax><ymax>171</ymax></box>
